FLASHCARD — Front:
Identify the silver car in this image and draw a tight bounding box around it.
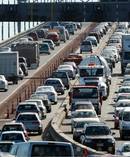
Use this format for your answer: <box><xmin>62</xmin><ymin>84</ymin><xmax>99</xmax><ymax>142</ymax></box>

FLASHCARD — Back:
<box><xmin>15</xmin><ymin>112</ymin><xmax>43</xmax><ymax>135</ymax></box>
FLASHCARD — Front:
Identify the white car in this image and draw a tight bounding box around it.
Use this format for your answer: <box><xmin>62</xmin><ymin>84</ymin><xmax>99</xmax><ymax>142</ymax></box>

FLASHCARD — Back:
<box><xmin>57</xmin><ymin>65</ymin><xmax>76</xmax><ymax>80</ymax></box>
<box><xmin>25</xmin><ymin>99</ymin><xmax>47</xmax><ymax>118</ymax></box>
<box><xmin>63</xmin><ymin>61</ymin><xmax>78</xmax><ymax>74</ymax></box>
<box><xmin>16</xmin><ymin>112</ymin><xmax>43</xmax><ymax>135</ymax></box>
<box><xmin>0</xmin><ymin>131</ymin><xmax>27</xmax><ymax>143</ymax></box>
<box><xmin>36</xmin><ymin>85</ymin><xmax>57</xmax><ymax>104</ymax></box>
<box><xmin>0</xmin><ymin>75</ymin><xmax>8</xmax><ymax>92</ymax></box>
<box><xmin>116</xmin><ymin>142</ymin><xmax>130</xmax><ymax>156</ymax></box>
<box><xmin>71</xmin><ymin>109</ymin><xmax>100</xmax><ymax>132</ymax></box>
<box><xmin>102</xmin><ymin>46</ymin><xmax>119</xmax><ymax>63</ymax></box>
<box><xmin>44</xmin><ymin>78</ymin><xmax>65</xmax><ymax>95</ymax></box>
<box><xmin>85</xmin><ymin>36</ymin><xmax>98</xmax><ymax>46</ymax></box>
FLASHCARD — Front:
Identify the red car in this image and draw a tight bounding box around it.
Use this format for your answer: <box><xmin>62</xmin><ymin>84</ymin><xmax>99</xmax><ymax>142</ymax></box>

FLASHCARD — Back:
<box><xmin>47</xmin><ymin>32</ymin><xmax>60</xmax><ymax>46</ymax></box>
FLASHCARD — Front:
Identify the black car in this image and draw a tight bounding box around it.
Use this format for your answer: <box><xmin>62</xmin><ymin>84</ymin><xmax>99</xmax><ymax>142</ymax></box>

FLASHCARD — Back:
<box><xmin>51</xmin><ymin>71</ymin><xmax>70</xmax><ymax>89</ymax></box>
<box><xmin>80</xmin><ymin>122</ymin><xmax>115</xmax><ymax>154</ymax></box>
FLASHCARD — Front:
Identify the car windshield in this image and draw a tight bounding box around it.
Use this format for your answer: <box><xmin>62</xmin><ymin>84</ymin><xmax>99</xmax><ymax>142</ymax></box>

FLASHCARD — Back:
<box><xmin>72</xmin><ymin>111</ymin><xmax>96</xmax><ymax>118</ymax></box>
<box><xmin>85</xmin><ymin>126</ymin><xmax>111</xmax><ymax>136</ymax></box>
<box><xmin>72</xmin><ymin>87</ymin><xmax>98</xmax><ymax>98</ymax></box>
<box><xmin>52</xmin><ymin>72</ymin><xmax>67</xmax><ymax>78</ymax></box>
<box><xmin>79</xmin><ymin>68</ymin><xmax>103</xmax><ymax>77</ymax></box>
<box><xmin>18</xmin><ymin>105</ymin><xmax>37</xmax><ymax>112</ymax></box>
<box><xmin>123</xmin><ymin>112</ymin><xmax>130</xmax><ymax>121</ymax></box>
<box><xmin>74</xmin><ymin>121</ymin><xmax>86</xmax><ymax>128</ymax></box>
<box><xmin>17</xmin><ymin>115</ymin><xmax>37</xmax><ymax>121</ymax></box>
<box><xmin>123</xmin><ymin>145</ymin><xmax>130</xmax><ymax>152</ymax></box>
<box><xmin>31</xmin><ymin>144</ymin><xmax>72</xmax><ymax>157</ymax></box>
<box><xmin>118</xmin><ymin>88</ymin><xmax>130</xmax><ymax>93</ymax></box>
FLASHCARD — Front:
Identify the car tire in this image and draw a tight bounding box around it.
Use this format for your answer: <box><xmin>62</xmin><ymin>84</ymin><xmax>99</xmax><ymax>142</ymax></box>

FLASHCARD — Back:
<box><xmin>38</xmin><ymin>128</ymin><xmax>42</xmax><ymax>135</ymax></box>
<box><xmin>54</xmin><ymin>101</ymin><xmax>57</xmax><ymax>105</ymax></box>
<box><xmin>4</xmin><ymin>88</ymin><xmax>8</xmax><ymax>92</ymax></box>
<box><xmin>61</xmin><ymin>91</ymin><xmax>65</xmax><ymax>95</ymax></box>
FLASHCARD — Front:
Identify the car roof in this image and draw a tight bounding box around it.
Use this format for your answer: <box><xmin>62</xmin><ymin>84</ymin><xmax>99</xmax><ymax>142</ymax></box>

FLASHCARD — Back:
<box><xmin>3</xmin><ymin>122</ymin><xmax>23</xmax><ymax>126</ymax></box>
<box><xmin>75</xmin><ymin>101</ymin><xmax>93</xmax><ymax>105</ymax></box>
<box><xmin>72</xmin><ymin>109</ymin><xmax>95</xmax><ymax>112</ymax></box>
<box><xmin>1</xmin><ymin>131</ymin><xmax>24</xmax><ymax>134</ymax></box>
<box><xmin>18</xmin><ymin>102</ymin><xmax>37</xmax><ymax>105</ymax></box>
<box><xmin>123</xmin><ymin>107</ymin><xmax>130</xmax><ymax>112</ymax></box>
<box><xmin>117</xmin><ymin>99</ymin><xmax>130</xmax><ymax>103</ymax></box>
<box><xmin>45</xmin><ymin>78</ymin><xmax>62</xmax><ymax>81</ymax></box>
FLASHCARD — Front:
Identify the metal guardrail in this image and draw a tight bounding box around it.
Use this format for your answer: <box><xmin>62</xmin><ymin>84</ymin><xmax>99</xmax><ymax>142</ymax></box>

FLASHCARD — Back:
<box><xmin>0</xmin><ymin>22</ymin><xmax>44</xmax><ymax>47</ymax></box>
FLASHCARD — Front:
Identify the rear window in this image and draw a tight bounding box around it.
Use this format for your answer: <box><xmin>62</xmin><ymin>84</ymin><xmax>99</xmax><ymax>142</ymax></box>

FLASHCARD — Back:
<box><xmin>31</xmin><ymin>144</ymin><xmax>72</xmax><ymax>157</ymax></box>
<box><xmin>17</xmin><ymin>105</ymin><xmax>37</xmax><ymax>111</ymax></box>
<box><xmin>17</xmin><ymin>115</ymin><xmax>37</xmax><ymax>121</ymax></box>
<box><xmin>45</xmin><ymin>80</ymin><xmax>60</xmax><ymax>85</ymax></box>
<box><xmin>2</xmin><ymin>125</ymin><xmax>23</xmax><ymax>132</ymax></box>
<box><xmin>52</xmin><ymin>72</ymin><xmax>67</xmax><ymax>78</ymax></box>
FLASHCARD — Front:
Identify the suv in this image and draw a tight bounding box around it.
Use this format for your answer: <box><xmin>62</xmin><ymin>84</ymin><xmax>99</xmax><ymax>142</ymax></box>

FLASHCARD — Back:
<box><xmin>80</xmin><ymin>122</ymin><xmax>115</xmax><ymax>154</ymax></box>
<box><xmin>69</xmin><ymin>85</ymin><xmax>102</xmax><ymax>115</ymax></box>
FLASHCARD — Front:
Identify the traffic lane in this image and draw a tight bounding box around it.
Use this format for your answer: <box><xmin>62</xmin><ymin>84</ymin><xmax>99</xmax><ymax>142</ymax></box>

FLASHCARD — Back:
<box><xmin>60</xmin><ymin>61</ymin><xmax>125</xmax><ymax>152</ymax></box>
<box><xmin>100</xmin><ymin>62</ymin><xmax>124</xmax><ymax>151</ymax></box>
<box><xmin>0</xmin><ymin>22</ymin><xmax>92</xmax><ymax>103</ymax></box>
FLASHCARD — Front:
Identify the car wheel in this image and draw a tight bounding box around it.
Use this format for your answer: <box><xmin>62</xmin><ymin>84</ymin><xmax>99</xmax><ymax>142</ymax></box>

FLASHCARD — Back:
<box><xmin>61</xmin><ymin>91</ymin><xmax>65</xmax><ymax>95</ymax></box>
<box><xmin>4</xmin><ymin>88</ymin><xmax>8</xmax><ymax>92</ymax></box>
<box><xmin>38</xmin><ymin>128</ymin><xmax>42</xmax><ymax>135</ymax></box>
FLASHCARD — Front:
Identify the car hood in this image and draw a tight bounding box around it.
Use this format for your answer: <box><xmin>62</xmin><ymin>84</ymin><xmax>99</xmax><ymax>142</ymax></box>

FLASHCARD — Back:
<box><xmin>122</xmin><ymin>152</ymin><xmax>130</xmax><ymax>156</ymax></box>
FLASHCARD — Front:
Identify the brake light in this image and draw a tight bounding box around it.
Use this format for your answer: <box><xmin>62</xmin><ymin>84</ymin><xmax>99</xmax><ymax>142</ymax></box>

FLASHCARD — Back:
<box><xmin>88</xmin><ymin>63</ymin><xmax>95</xmax><ymax>66</ymax></box>
<box><xmin>82</xmin><ymin>148</ymin><xmax>88</xmax><ymax>157</ymax></box>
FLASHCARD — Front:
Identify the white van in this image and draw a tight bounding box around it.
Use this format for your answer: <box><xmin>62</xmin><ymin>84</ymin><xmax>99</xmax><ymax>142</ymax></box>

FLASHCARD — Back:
<box><xmin>10</xmin><ymin>141</ymin><xmax>74</xmax><ymax>157</ymax></box>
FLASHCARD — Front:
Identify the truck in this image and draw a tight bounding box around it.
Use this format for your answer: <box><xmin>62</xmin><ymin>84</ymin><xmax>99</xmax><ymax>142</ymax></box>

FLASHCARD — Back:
<box><xmin>69</xmin><ymin>85</ymin><xmax>102</xmax><ymax>115</ymax></box>
<box><xmin>11</xmin><ymin>41</ymin><xmax>40</xmax><ymax>69</ymax></box>
<box><xmin>0</xmin><ymin>51</ymin><xmax>19</xmax><ymax>84</ymax></box>
<box><xmin>121</xmin><ymin>34</ymin><xmax>130</xmax><ymax>74</ymax></box>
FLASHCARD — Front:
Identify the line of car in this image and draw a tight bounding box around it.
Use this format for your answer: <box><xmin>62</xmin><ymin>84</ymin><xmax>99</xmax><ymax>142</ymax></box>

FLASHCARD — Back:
<box><xmin>0</xmin><ymin>21</ymin><xmax>82</xmax><ymax>92</ymax></box>
<box><xmin>0</xmin><ymin>21</ymin><xmax>85</xmax><ymax>157</ymax></box>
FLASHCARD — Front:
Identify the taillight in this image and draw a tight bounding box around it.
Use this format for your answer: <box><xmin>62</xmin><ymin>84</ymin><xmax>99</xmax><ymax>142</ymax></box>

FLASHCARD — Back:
<box><xmin>82</xmin><ymin>148</ymin><xmax>88</xmax><ymax>157</ymax></box>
